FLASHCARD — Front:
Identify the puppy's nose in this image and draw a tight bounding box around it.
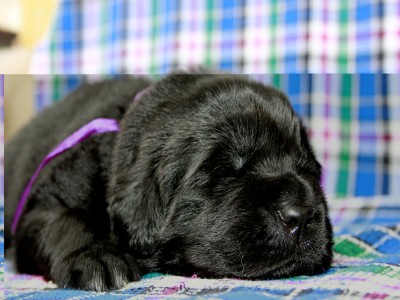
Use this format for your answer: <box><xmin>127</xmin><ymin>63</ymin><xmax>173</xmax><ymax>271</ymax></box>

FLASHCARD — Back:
<box><xmin>278</xmin><ymin>206</ymin><xmax>315</xmax><ymax>243</ymax></box>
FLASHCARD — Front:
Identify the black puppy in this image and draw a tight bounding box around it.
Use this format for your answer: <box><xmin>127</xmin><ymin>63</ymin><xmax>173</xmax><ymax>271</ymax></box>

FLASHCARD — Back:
<box><xmin>5</xmin><ymin>72</ymin><xmax>333</xmax><ymax>291</ymax></box>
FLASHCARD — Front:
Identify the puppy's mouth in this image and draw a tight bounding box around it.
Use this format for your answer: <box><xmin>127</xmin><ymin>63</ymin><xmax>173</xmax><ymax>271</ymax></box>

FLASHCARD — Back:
<box><xmin>185</xmin><ymin>236</ymin><xmax>327</xmax><ymax>281</ymax></box>
<box><xmin>192</xmin><ymin>255</ymin><xmax>318</xmax><ymax>281</ymax></box>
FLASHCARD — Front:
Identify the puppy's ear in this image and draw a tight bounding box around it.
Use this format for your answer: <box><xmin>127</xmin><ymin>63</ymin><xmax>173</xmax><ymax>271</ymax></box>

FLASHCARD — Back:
<box><xmin>108</xmin><ymin>158</ymin><xmax>164</xmax><ymax>257</ymax></box>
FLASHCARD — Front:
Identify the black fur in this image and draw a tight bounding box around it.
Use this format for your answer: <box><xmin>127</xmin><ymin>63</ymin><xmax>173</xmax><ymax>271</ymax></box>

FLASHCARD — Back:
<box><xmin>5</xmin><ymin>72</ymin><xmax>333</xmax><ymax>291</ymax></box>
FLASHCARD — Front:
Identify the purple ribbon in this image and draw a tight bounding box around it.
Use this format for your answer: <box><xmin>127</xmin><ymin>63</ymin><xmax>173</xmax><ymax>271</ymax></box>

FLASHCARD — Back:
<box><xmin>133</xmin><ymin>86</ymin><xmax>151</xmax><ymax>102</ymax></box>
<box><xmin>12</xmin><ymin>86</ymin><xmax>151</xmax><ymax>234</ymax></box>
<box><xmin>11</xmin><ymin>118</ymin><xmax>121</xmax><ymax>234</ymax></box>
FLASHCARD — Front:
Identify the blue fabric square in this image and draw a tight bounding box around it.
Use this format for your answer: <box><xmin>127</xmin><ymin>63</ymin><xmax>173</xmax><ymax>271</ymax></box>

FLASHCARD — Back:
<box><xmin>61</xmin><ymin>2</ymin><xmax>75</xmax><ymax>31</ymax></box>
<box><xmin>287</xmin><ymin>74</ymin><xmax>301</xmax><ymax>99</ymax></box>
<box><xmin>66</xmin><ymin>76</ymin><xmax>81</xmax><ymax>92</ymax></box>
<box><xmin>286</xmin><ymin>8</ymin><xmax>298</xmax><ymax>24</ymax></box>
<box><xmin>382</xmin><ymin>173</ymin><xmax>389</xmax><ymax>195</ymax></box>
<box><xmin>359</xmin><ymin>74</ymin><xmax>375</xmax><ymax>97</ymax></box>
<box><xmin>284</xmin><ymin>55</ymin><xmax>298</xmax><ymax>72</ymax></box>
<box><xmin>355</xmin><ymin>169</ymin><xmax>376</xmax><ymax>196</ymax></box>
<box><xmin>357</xmin><ymin>229</ymin><xmax>386</xmax><ymax>245</ymax></box>
<box><xmin>357</xmin><ymin>154</ymin><xmax>376</xmax><ymax>166</ymax></box>
<box><xmin>222</xmin><ymin>16</ymin><xmax>235</xmax><ymax>29</ymax></box>
<box><xmin>220</xmin><ymin>59</ymin><xmax>234</xmax><ymax>70</ymax></box>
<box><xmin>356</xmin><ymin>3</ymin><xmax>373</xmax><ymax>21</ymax></box>
<box><xmin>221</xmin><ymin>0</ymin><xmax>239</xmax><ymax>31</ymax></box>
<box><xmin>222</xmin><ymin>0</ymin><xmax>237</xmax><ymax>10</ymax></box>
<box><xmin>356</xmin><ymin>54</ymin><xmax>373</xmax><ymax>71</ymax></box>
<box><xmin>109</xmin><ymin>2</ymin><xmax>123</xmax><ymax>43</ymax></box>
<box><xmin>377</xmin><ymin>238</ymin><xmax>400</xmax><ymax>254</ymax></box>
<box><xmin>359</xmin><ymin>105</ymin><xmax>376</xmax><ymax>121</ymax></box>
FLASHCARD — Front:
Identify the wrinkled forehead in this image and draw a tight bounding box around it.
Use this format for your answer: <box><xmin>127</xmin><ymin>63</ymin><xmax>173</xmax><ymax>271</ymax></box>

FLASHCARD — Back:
<box><xmin>196</xmin><ymin>121</ymin><xmax>306</xmax><ymax>177</ymax></box>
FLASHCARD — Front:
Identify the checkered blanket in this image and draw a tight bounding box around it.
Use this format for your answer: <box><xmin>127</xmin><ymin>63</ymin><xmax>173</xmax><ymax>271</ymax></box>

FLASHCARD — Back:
<box><xmin>30</xmin><ymin>0</ymin><xmax>400</xmax><ymax>73</ymax></box>
<box><xmin>3</xmin><ymin>196</ymin><xmax>400</xmax><ymax>299</ymax></box>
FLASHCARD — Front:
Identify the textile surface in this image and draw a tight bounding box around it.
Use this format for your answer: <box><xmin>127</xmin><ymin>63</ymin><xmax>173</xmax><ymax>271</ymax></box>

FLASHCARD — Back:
<box><xmin>30</xmin><ymin>0</ymin><xmax>400</xmax><ymax>73</ymax></box>
<box><xmin>4</xmin><ymin>196</ymin><xmax>400</xmax><ymax>299</ymax></box>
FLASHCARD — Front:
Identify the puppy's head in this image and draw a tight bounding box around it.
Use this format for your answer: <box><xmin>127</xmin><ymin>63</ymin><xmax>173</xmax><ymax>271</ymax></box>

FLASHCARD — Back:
<box><xmin>153</xmin><ymin>80</ymin><xmax>333</xmax><ymax>279</ymax></box>
<box><xmin>111</xmin><ymin>75</ymin><xmax>333</xmax><ymax>279</ymax></box>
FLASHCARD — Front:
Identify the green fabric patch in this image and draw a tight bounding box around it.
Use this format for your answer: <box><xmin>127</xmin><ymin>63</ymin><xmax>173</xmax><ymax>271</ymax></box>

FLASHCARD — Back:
<box><xmin>205</xmin><ymin>0</ymin><xmax>214</xmax><ymax>67</ymax></box>
<box><xmin>142</xmin><ymin>272</ymin><xmax>165</xmax><ymax>279</ymax></box>
<box><xmin>334</xmin><ymin>239</ymin><xmax>378</xmax><ymax>259</ymax></box>
<box><xmin>339</xmin><ymin>264</ymin><xmax>400</xmax><ymax>279</ymax></box>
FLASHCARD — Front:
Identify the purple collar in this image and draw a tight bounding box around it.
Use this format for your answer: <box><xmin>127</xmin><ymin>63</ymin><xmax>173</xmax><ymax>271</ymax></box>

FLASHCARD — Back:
<box><xmin>11</xmin><ymin>118</ymin><xmax>120</xmax><ymax>234</ymax></box>
<box><xmin>133</xmin><ymin>86</ymin><xmax>151</xmax><ymax>102</ymax></box>
<box><xmin>12</xmin><ymin>86</ymin><xmax>151</xmax><ymax>234</ymax></box>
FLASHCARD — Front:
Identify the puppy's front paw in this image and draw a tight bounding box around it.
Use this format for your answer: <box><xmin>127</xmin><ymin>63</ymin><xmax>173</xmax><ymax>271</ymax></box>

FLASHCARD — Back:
<box><xmin>51</xmin><ymin>242</ymin><xmax>140</xmax><ymax>291</ymax></box>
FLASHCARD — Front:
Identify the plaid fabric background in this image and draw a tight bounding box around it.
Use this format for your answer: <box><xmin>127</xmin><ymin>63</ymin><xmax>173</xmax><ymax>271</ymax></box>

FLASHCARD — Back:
<box><xmin>30</xmin><ymin>0</ymin><xmax>400</xmax><ymax>73</ymax></box>
<box><xmin>33</xmin><ymin>74</ymin><xmax>400</xmax><ymax>199</ymax></box>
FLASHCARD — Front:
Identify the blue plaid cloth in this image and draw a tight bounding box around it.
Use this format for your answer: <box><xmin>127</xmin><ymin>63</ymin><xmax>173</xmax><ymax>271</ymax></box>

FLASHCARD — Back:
<box><xmin>4</xmin><ymin>197</ymin><xmax>400</xmax><ymax>299</ymax></box>
<box><xmin>30</xmin><ymin>0</ymin><xmax>400</xmax><ymax>73</ymax></box>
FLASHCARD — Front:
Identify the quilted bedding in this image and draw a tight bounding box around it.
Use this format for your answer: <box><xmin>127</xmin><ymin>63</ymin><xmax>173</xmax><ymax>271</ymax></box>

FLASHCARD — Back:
<box><xmin>3</xmin><ymin>196</ymin><xmax>400</xmax><ymax>300</ymax></box>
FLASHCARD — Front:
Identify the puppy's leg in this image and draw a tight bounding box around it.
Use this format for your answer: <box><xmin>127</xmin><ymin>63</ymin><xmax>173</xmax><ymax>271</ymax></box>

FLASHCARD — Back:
<box><xmin>15</xmin><ymin>207</ymin><xmax>139</xmax><ymax>291</ymax></box>
<box><xmin>14</xmin><ymin>135</ymin><xmax>140</xmax><ymax>291</ymax></box>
